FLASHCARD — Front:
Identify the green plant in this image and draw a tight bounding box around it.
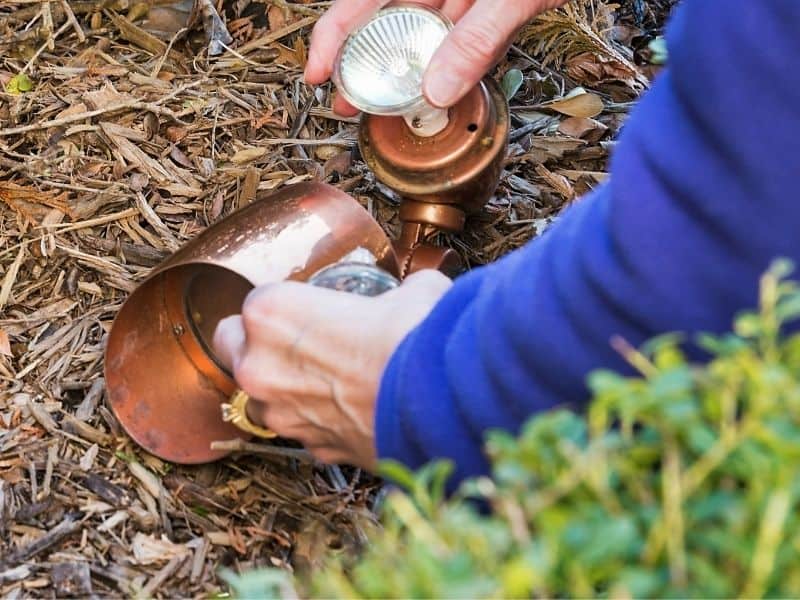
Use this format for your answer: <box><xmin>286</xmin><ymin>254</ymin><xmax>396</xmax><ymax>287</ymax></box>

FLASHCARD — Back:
<box><xmin>226</xmin><ymin>261</ymin><xmax>800</xmax><ymax>599</ymax></box>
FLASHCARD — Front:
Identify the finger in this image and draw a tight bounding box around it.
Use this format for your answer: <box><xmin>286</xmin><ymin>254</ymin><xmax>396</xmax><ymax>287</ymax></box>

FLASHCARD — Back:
<box><xmin>333</xmin><ymin>93</ymin><xmax>360</xmax><ymax>117</ymax></box>
<box><xmin>422</xmin><ymin>0</ymin><xmax>534</xmax><ymax>107</ymax></box>
<box><xmin>438</xmin><ymin>0</ymin><xmax>474</xmax><ymax>22</ymax></box>
<box><xmin>304</xmin><ymin>0</ymin><xmax>394</xmax><ymax>85</ymax></box>
<box><xmin>212</xmin><ymin>315</ymin><xmax>246</xmax><ymax>372</ymax></box>
<box><xmin>245</xmin><ymin>395</ymin><xmax>270</xmax><ymax>428</ymax></box>
<box><xmin>401</xmin><ymin>268</ymin><xmax>453</xmax><ymax>292</ymax></box>
<box><xmin>304</xmin><ymin>0</ymin><xmax>450</xmax><ymax>85</ymax></box>
<box><xmin>307</xmin><ymin>445</ymin><xmax>378</xmax><ymax>471</ymax></box>
<box><xmin>307</xmin><ymin>445</ymin><xmax>349</xmax><ymax>466</ymax></box>
<box><xmin>242</xmin><ymin>281</ymin><xmax>349</xmax><ymax>328</ymax></box>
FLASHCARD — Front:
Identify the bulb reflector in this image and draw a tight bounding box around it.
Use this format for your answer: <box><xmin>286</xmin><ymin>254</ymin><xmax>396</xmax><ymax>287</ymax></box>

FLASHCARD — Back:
<box><xmin>334</xmin><ymin>4</ymin><xmax>452</xmax><ymax>136</ymax></box>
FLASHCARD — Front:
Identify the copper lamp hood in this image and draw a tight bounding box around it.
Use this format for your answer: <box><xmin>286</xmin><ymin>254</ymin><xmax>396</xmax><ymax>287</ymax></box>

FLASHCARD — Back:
<box><xmin>105</xmin><ymin>183</ymin><xmax>398</xmax><ymax>463</ymax></box>
<box><xmin>104</xmin><ymin>2</ymin><xmax>509</xmax><ymax>464</ymax></box>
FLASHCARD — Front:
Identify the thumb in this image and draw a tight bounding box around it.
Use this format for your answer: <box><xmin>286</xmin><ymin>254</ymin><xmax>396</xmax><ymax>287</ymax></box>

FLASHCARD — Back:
<box><xmin>422</xmin><ymin>0</ymin><xmax>535</xmax><ymax>107</ymax></box>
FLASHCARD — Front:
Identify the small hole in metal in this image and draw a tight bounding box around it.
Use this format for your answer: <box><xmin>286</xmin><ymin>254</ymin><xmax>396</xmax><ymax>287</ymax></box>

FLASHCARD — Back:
<box><xmin>467</xmin><ymin>123</ymin><xmax>478</xmax><ymax>132</ymax></box>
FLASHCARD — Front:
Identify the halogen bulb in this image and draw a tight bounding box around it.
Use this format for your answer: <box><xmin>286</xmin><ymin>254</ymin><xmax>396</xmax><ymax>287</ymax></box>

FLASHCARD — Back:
<box><xmin>308</xmin><ymin>248</ymin><xmax>399</xmax><ymax>296</ymax></box>
<box><xmin>333</xmin><ymin>4</ymin><xmax>452</xmax><ymax>137</ymax></box>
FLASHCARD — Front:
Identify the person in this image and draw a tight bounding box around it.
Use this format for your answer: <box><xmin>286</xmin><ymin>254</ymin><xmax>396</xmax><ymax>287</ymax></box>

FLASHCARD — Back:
<box><xmin>213</xmin><ymin>0</ymin><xmax>800</xmax><ymax>486</ymax></box>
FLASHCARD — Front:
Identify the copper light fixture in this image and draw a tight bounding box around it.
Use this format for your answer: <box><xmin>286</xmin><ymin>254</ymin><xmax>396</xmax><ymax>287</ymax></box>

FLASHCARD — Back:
<box><xmin>104</xmin><ymin>2</ymin><xmax>509</xmax><ymax>464</ymax></box>
<box><xmin>104</xmin><ymin>183</ymin><xmax>398</xmax><ymax>463</ymax></box>
<box><xmin>335</xmin><ymin>3</ymin><xmax>509</xmax><ymax>276</ymax></box>
<box><xmin>361</xmin><ymin>77</ymin><xmax>508</xmax><ymax>276</ymax></box>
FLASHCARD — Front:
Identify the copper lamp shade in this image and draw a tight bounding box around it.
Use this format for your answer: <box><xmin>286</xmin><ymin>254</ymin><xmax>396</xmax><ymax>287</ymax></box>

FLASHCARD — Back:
<box><xmin>104</xmin><ymin>182</ymin><xmax>398</xmax><ymax>463</ymax></box>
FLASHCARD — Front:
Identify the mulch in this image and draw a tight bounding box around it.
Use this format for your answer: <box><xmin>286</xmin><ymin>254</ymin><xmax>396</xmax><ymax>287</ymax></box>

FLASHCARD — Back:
<box><xmin>0</xmin><ymin>0</ymin><xmax>674</xmax><ymax>596</ymax></box>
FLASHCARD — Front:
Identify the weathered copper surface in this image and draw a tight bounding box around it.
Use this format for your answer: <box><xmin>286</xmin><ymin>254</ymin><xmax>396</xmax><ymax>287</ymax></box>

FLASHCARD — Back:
<box><xmin>359</xmin><ymin>76</ymin><xmax>510</xmax><ymax>214</ymax></box>
<box><xmin>105</xmin><ymin>182</ymin><xmax>398</xmax><ymax>464</ymax></box>
<box><xmin>399</xmin><ymin>200</ymin><xmax>466</xmax><ymax>232</ymax></box>
<box><xmin>361</xmin><ymin>76</ymin><xmax>509</xmax><ymax>278</ymax></box>
<box><xmin>394</xmin><ymin>241</ymin><xmax>462</xmax><ymax>278</ymax></box>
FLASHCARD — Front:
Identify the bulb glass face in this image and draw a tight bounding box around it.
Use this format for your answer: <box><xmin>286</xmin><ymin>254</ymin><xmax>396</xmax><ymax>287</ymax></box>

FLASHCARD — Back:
<box><xmin>333</xmin><ymin>4</ymin><xmax>451</xmax><ymax>116</ymax></box>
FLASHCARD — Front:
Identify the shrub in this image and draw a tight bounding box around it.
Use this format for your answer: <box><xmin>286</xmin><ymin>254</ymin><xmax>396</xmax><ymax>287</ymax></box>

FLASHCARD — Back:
<box><xmin>224</xmin><ymin>261</ymin><xmax>800</xmax><ymax>599</ymax></box>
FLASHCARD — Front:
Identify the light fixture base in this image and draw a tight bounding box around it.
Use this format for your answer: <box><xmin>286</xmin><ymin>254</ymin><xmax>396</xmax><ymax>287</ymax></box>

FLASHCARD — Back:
<box><xmin>359</xmin><ymin>77</ymin><xmax>509</xmax><ymax>213</ymax></box>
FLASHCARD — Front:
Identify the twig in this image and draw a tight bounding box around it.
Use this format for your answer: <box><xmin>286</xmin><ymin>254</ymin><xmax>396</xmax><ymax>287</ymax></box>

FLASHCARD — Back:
<box><xmin>22</xmin><ymin>19</ymin><xmax>71</xmax><ymax>74</ymax></box>
<box><xmin>218</xmin><ymin>41</ymin><xmax>262</xmax><ymax>67</ymax></box>
<box><xmin>42</xmin><ymin>0</ymin><xmax>54</xmax><ymax>51</ymax></box>
<box><xmin>237</xmin><ymin>15</ymin><xmax>317</xmax><ymax>55</ymax></box>
<box><xmin>60</xmin><ymin>0</ymin><xmax>86</xmax><ymax>43</ymax></box>
<box><xmin>260</xmin><ymin>136</ymin><xmax>356</xmax><ymax>146</ymax></box>
<box><xmin>210</xmin><ymin>439</ymin><xmax>316</xmax><ymax>462</ymax></box>
<box><xmin>2</xmin><ymin>515</ymin><xmax>81</xmax><ymax>567</ymax></box>
<box><xmin>264</xmin><ymin>0</ymin><xmax>326</xmax><ymax>17</ymax></box>
<box><xmin>151</xmin><ymin>26</ymin><xmax>187</xmax><ymax>79</ymax></box>
<box><xmin>0</xmin><ymin>81</ymin><xmax>202</xmax><ymax>137</ymax></box>
<box><xmin>36</xmin><ymin>208</ymin><xmax>140</xmax><ymax>232</ymax></box>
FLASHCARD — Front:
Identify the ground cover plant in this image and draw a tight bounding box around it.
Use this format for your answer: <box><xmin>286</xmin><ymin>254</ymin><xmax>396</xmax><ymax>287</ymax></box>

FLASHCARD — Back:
<box><xmin>226</xmin><ymin>261</ymin><xmax>800</xmax><ymax>599</ymax></box>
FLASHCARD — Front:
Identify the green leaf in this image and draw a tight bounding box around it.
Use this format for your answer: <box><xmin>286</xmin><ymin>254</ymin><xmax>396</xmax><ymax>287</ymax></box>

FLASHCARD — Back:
<box><xmin>5</xmin><ymin>72</ymin><xmax>33</xmax><ymax>95</ymax></box>
<box><xmin>378</xmin><ymin>459</ymin><xmax>418</xmax><ymax>492</ymax></box>
<box><xmin>647</xmin><ymin>37</ymin><xmax>668</xmax><ymax>65</ymax></box>
<box><xmin>220</xmin><ymin>568</ymin><xmax>292</xmax><ymax>600</ymax></box>
<box><xmin>776</xmin><ymin>294</ymin><xmax>800</xmax><ymax>322</ymax></box>
<box><xmin>768</xmin><ymin>258</ymin><xmax>794</xmax><ymax>280</ymax></box>
<box><xmin>501</xmin><ymin>69</ymin><xmax>524</xmax><ymax>100</ymax></box>
<box><xmin>734</xmin><ymin>311</ymin><xmax>762</xmax><ymax>337</ymax></box>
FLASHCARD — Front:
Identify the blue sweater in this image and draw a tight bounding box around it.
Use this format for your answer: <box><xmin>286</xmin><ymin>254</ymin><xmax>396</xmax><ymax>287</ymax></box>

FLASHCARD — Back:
<box><xmin>375</xmin><ymin>0</ymin><xmax>800</xmax><ymax>485</ymax></box>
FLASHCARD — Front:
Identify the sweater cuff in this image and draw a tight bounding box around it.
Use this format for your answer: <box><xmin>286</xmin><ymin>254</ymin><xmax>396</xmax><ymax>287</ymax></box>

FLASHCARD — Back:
<box><xmin>374</xmin><ymin>270</ymin><xmax>491</xmax><ymax>480</ymax></box>
<box><xmin>374</xmin><ymin>327</ymin><xmax>427</xmax><ymax>468</ymax></box>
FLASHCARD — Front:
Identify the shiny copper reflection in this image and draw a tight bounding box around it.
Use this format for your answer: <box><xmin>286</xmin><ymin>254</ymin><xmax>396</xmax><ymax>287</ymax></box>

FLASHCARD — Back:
<box><xmin>105</xmin><ymin>182</ymin><xmax>398</xmax><ymax>464</ymax></box>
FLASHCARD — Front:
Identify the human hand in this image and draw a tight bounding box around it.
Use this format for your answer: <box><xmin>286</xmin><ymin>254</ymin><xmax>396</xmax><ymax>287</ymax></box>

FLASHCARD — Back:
<box><xmin>305</xmin><ymin>0</ymin><xmax>567</xmax><ymax>115</ymax></box>
<box><xmin>212</xmin><ymin>270</ymin><xmax>452</xmax><ymax>470</ymax></box>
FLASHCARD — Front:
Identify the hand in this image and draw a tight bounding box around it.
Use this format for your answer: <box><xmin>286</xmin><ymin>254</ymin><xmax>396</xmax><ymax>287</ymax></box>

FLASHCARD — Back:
<box><xmin>213</xmin><ymin>271</ymin><xmax>452</xmax><ymax>470</ymax></box>
<box><xmin>305</xmin><ymin>0</ymin><xmax>567</xmax><ymax>115</ymax></box>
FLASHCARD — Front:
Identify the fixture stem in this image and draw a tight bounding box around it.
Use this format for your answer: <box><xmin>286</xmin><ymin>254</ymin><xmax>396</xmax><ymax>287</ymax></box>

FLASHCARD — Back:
<box><xmin>403</xmin><ymin>103</ymin><xmax>449</xmax><ymax>137</ymax></box>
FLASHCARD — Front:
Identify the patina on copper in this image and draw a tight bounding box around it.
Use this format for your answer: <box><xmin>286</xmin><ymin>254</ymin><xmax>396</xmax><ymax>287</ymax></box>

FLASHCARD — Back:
<box><xmin>359</xmin><ymin>76</ymin><xmax>510</xmax><ymax>276</ymax></box>
<box><xmin>104</xmin><ymin>182</ymin><xmax>398</xmax><ymax>464</ymax></box>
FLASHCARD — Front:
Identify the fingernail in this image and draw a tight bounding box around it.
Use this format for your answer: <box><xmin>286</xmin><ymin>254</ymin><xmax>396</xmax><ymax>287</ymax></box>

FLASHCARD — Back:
<box><xmin>423</xmin><ymin>65</ymin><xmax>469</xmax><ymax>108</ymax></box>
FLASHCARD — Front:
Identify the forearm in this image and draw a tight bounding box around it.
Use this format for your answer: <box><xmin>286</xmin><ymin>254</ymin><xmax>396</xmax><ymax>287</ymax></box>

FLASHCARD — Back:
<box><xmin>376</xmin><ymin>0</ymin><xmax>800</xmax><ymax>483</ymax></box>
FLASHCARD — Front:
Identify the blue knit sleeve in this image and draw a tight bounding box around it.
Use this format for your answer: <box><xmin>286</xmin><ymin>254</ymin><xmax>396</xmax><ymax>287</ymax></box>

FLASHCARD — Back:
<box><xmin>375</xmin><ymin>0</ymin><xmax>800</xmax><ymax>485</ymax></box>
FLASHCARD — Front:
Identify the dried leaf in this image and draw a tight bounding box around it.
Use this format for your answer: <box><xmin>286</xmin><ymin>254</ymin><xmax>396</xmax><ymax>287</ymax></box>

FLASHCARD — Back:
<box><xmin>131</xmin><ymin>533</ymin><xmax>190</xmax><ymax>565</ymax></box>
<box><xmin>566</xmin><ymin>52</ymin><xmax>644</xmax><ymax>91</ymax></box>
<box><xmin>240</xmin><ymin>168</ymin><xmax>260</xmax><ymax>207</ymax></box>
<box><xmin>268</xmin><ymin>5</ymin><xmax>287</xmax><ymax>31</ymax></box>
<box><xmin>558</xmin><ymin>116</ymin><xmax>608</xmax><ymax>142</ymax></box>
<box><xmin>0</xmin><ymin>243</ymin><xmax>25</xmax><ymax>312</ymax></box>
<box><xmin>54</xmin><ymin>102</ymin><xmax>88</xmax><ymax>121</ymax></box>
<box><xmin>231</xmin><ymin>147</ymin><xmax>267</xmax><ymax>164</ymax></box>
<box><xmin>323</xmin><ymin>151</ymin><xmax>353</xmax><ymax>177</ymax></box>
<box><xmin>0</xmin><ymin>329</ymin><xmax>11</xmax><ymax>356</ymax></box>
<box><xmin>536</xmin><ymin>163</ymin><xmax>576</xmax><ymax>200</ymax></box>
<box><xmin>0</xmin><ymin>182</ymin><xmax>72</xmax><ymax>221</ymax></box>
<box><xmin>544</xmin><ymin>88</ymin><xmax>604</xmax><ymax>118</ymax></box>
<box><xmin>79</xmin><ymin>444</ymin><xmax>99</xmax><ymax>471</ymax></box>
<box><xmin>83</xmin><ymin>82</ymin><xmax>132</xmax><ymax>111</ymax></box>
